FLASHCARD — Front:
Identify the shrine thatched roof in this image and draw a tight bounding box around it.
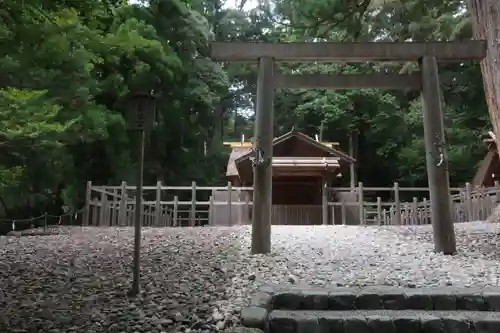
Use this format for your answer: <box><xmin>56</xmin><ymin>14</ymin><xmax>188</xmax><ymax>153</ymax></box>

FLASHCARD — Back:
<box><xmin>225</xmin><ymin>130</ymin><xmax>355</xmax><ymax>177</ymax></box>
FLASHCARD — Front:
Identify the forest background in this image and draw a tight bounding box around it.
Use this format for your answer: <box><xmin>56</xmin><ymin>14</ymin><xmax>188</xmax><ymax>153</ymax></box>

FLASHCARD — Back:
<box><xmin>0</xmin><ymin>0</ymin><xmax>494</xmax><ymax>218</ymax></box>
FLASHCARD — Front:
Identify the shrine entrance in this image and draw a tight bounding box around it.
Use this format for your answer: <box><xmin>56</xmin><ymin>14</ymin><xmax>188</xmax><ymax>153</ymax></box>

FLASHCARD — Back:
<box><xmin>211</xmin><ymin>40</ymin><xmax>486</xmax><ymax>254</ymax></box>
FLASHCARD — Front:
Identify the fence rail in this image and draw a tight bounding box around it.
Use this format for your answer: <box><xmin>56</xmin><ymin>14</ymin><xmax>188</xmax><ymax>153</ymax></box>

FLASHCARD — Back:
<box><xmin>0</xmin><ymin>209</ymin><xmax>85</xmax><ymax>235</ymax></box>
<box><xmin>84</xmin><ymin>180</ymin><xmax>500</xmax><ymax>227</ymax></box>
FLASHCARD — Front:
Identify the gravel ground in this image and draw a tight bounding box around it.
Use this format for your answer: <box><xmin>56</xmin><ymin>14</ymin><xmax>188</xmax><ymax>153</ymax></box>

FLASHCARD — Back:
<box><xmin>226</xmin><ymin>222</ymin><xmax>500</xmax><ymax>304</ymax></box>
<box><xmin>0</xmin><ymin>227</ymin><xmax>241</xmax><ymax>333</ymax></box>
<box><xmin>0</xmin><ymin>222</ymin><xmax>499</xmax><ymax>333</ymax></box>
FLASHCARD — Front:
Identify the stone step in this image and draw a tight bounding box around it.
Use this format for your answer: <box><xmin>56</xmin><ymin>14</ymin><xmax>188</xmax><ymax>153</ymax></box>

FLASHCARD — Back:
<box><xmin>240</xmin><ymin>286</ymin><xmax>500</xmax><ymax>332</ymax></box>
<box><xmin>267</xmin><ymin>309</ymin><xmax>500</xmax><ymax>333</ymax></box>
<box><xmin>251</xmin><ymin>285</ymin><xmax>500</xmax><ymax>312</ymax></box>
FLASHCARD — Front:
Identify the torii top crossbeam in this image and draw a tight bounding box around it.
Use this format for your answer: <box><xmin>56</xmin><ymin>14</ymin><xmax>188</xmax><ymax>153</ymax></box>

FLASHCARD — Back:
<box><xmin>210</xmin><ymin>41</ymin><xmax>486</xmax><ymax>62</ymax></box>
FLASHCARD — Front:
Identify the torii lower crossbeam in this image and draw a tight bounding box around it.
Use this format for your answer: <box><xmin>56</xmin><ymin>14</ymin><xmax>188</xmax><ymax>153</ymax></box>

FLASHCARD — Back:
<box><xmin>274</xmin><ymin>73</ymin><xmax>422</xmax><ymax>90</ymax></box>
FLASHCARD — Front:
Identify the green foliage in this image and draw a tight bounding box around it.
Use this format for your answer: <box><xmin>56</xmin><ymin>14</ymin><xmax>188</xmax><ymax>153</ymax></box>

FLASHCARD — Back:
<box><xmin>0</xmin><ymin>0</ymin><xmax>231</xmax><ymax>217</ymax></box>
<box><xmin>256</xmin><ymin>0</ymin><xmax>489</xmax><ymax>188</ymax></box>
<box><xmin>0</xmin><ymin>88</ymin><xmax>69</xmax><ymax>143</ymax></box>
<box><xmin>0</xmin><ymin>0</ymin><xmax>491</xmax><ymax>218</ymax></box>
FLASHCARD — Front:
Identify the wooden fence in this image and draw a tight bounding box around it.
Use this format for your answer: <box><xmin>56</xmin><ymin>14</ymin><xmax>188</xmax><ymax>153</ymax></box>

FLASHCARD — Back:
<box><xmin>331</xmin><ymin>182</ymin><xmax>500</xmax><ymax>226</ymax></box>
<box><xmin>83</xmin><ymin>181</ymin><xmax>500</xmax><ymax>227</ymax></box>
<box><xmin>83</xmin><ymin>181</ymin><xmax>250</xmax><ymax>227</ymax></box>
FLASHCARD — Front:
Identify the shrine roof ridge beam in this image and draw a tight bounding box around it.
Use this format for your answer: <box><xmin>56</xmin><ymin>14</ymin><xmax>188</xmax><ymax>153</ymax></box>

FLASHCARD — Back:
<box><xmin>274</xmin><ymin>73</ymin><xmax>422</xmax><ymax>90</ymax></box>
<box><xmin>210</xmin><ymin>41</ymin><xmax>486</xmax><ymax>62</ymax></box>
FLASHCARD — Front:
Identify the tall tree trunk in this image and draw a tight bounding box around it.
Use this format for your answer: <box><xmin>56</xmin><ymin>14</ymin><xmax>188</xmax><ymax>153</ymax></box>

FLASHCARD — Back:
<box><xmin>468</xmin><ymin>0</ymin><xmax>500</xmax><ymax>152</ymax></box>
<box><xmin>210</xmin><ymin>103</ymin><xmax>223</xmax><ymax>152</ymax></box>
<box><xmin>469</xmin><ymin>0</ymin><xmax>500</xmax><ymax>222</ymax></box>
<box><xmin>0</xmin><ymin>196</ymin><xmax>10</xmax><ymax>217</ymax></box>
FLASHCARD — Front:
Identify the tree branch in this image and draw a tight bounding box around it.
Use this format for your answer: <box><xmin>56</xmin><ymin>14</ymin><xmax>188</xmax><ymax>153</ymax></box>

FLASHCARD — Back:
<box><xmin>261</xmin><ymin>0</ymin><xmax>372</xmax><ymax>38</ymax></box>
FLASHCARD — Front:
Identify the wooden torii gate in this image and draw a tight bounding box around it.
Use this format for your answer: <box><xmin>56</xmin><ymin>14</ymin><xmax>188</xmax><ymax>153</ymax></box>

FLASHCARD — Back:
<box><xmin>210</xmin><ymin>41</ymin><xmax>486</xmax><ymax>255</ymax></box>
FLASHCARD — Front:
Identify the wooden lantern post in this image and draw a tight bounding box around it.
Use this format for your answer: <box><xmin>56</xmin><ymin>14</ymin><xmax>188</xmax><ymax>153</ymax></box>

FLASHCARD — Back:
<box><xmin>126</xmin><ymin>92</ymin><xmax>157</xmax><ymax>297</ymax></box>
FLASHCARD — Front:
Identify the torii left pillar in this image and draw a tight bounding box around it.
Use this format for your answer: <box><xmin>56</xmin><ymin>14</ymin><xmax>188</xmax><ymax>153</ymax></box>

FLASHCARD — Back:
<box><xmin>251</xmin><ymin>57</ymin><xmax>274</xmax><ymax>254</ymax></box>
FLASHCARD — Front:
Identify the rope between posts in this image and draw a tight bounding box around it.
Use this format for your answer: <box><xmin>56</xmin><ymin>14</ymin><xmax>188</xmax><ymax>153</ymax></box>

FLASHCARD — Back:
<box><xmin>0</xmin><ymin>208</ymin><xmax>85</xmax><ymax>231</ymax></box>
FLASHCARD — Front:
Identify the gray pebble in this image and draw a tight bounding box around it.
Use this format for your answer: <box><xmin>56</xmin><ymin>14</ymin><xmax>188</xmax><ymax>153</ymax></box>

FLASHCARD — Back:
<box><xmin>2</xmin><ymin>222</ymin><xmax>500</xmax><ymax>333</ymax></box>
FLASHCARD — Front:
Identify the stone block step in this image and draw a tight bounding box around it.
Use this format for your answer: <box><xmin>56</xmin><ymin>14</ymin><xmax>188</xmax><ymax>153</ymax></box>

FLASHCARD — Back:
<box><xmin>241</xmin><ymin>286</ymin><xmax>500</xmax><ymax>332</ymax></box>
<box><xmin>251</xmin><ymin>285</ymin><xmax>500</xmax><ymax>312</ymax></box>
<box><xmin>266</xmin><ymin>309</ymin><xmax>500</xmax><ymax>333</ymax></box>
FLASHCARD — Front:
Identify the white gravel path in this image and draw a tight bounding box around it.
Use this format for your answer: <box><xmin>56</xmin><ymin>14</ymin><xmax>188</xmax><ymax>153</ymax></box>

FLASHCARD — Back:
<box><xmin>221</xmin><ymin>222</ymin><xmax>500</xmax><ymax>315</ymax></box>
<box><xmin>0</xmin><ymin>222</ymin><xmax>499</xmax><ymax>333</ymax></box>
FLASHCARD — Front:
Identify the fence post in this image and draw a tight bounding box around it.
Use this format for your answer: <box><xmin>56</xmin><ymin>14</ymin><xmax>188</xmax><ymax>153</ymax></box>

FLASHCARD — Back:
<box><xmin>465</xmin><ymin>182</ymin><xmax>473</xmax><ymax>221</ymax></box>
<box><xmin>83</xmin><ymin>181</ymin><xmax>92</xmax><ymax>226</ymax></box>
<box><xmin>105</xmin><ymin>192</ymin><xmax>111</xmax><ymax>226</ymax></box>
<box><xmin>474</xmin><ymin>185</ymin><xmax>480</xmax><ymax>220</ymax></box>
<box><xmin>341</xmin><ymin>201</ymin><xmax>346</xmax><ymax>225</ymax></box>
<box><xmin>118</xmin><ymin>181</ymin><xmax>127</xmax><ymax>226</ymax></box>
<box><xmin>209</xmin><ymin>195</ymin><xmax>214</xmax><ymax>225</ymax></box>
<box><xmin>108</xmin><ymin>192</ymin><xmax>114</xmax><ymax>226</ymax></box>
<box><xmin>495</xmin><ymin>180</ymin><xmax>500</xmax><ymax>203</ymax></box>
<box><xmin>227</xmin><ymin>181</ymin><xmax>232</xmax><ymax>226</ymax></box>
<box><xmin>358</xmin><ymin>182</ymin><xmax>364</xmax><ymax>225</ymax></box>
<box><xmin>404</xmin><ymin>204</ymin><xmax>410</xmax><ymax>225</ymax></box>
<box><xmin>189</xmin><ymin>181</ymin><xmax>196</xmax><ymax>226</ymax></box>
<box><xmin>112</xmin><ymin>189</ymin><xmax>119</xmax><ymax>226</ymax></box>
<box><xmin>236</xmin><ymin>188</ymin><xmax>242</xmax><ymax>225</ymax></box>
<box><xmin>164</xmin><ymin>207</ymin><xmax>169</xmax><ymax>227</ymax></box>
<box><xmin>376</xmin><ymin>197</ymin><xmax>382</xmax><ymax>225</ymax></box>
<box><xmin>99</xmin><ymin>189</ymin><xmax>106</xmax><ymax>226</ymax></box>
<box><xmin>412</xmin><ymin>197</ymin><xmax>418</xmax><ymax>225</ymax></box>
<box><xmin>173</xmin><ymin>196</ymin><xmax>179</xmax><ymax>227</ymax></box>
<box><xmin>155</xmin><ymin>181</ymin><xmax>162</xmax><ymax>226</ymax></box>
<box><xmin>393</xmin><ymin>182</ymin><xmax>401</xmax><ymax>226</ymax></box>
<box><xmin>322</xmin><ymin>180</ymin><xmax>328</xmax><ymax>225</ymax></box>
<box><xmin>245</xmin><ymin>192</ymin><xmax>250</xmax><ymax>225</ymax></box>
<box><xmin>330</xmin><ymin>203</ymin><xmax>336</xmax><ymax>225</ymax></box>
<box><xmin>43</xmin><ymin>213</ymin><xmax>48</xmax><ymax>231</ymax></box>
<box><xmin>479</xmin><ymin>186</ymin><xmax>486</xmax><ymax>220</ymax></box>
<box><xmin>422</xmin><ymin>198</ymin><xmax>428</xmax><ymax>224</ymax></box>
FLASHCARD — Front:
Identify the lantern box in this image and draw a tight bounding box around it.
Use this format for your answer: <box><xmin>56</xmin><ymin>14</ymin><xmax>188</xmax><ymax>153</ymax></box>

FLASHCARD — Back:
<box><xmin>126</xmin><ymin>92</ymin><xmax>157</xmax><ymax>131</ymax></box>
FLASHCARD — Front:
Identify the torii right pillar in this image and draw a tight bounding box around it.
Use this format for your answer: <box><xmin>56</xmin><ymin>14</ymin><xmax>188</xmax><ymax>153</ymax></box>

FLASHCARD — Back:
<box><xmin>420</xmin><ymin>56</ymin><xmax>457</xmax><ymax>254</ymax></box>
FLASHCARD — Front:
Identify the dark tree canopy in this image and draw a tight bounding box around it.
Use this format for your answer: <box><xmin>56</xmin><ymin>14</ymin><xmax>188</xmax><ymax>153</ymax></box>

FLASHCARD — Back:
<box><xmin>0</xmin><ymin>0</ymin><xmax>492</xmax><ymax>218</ymax></box>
